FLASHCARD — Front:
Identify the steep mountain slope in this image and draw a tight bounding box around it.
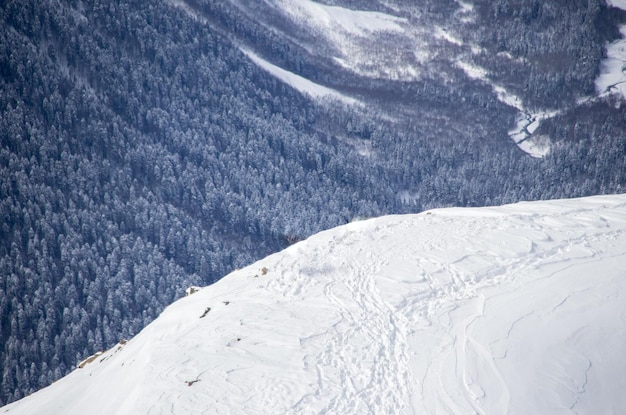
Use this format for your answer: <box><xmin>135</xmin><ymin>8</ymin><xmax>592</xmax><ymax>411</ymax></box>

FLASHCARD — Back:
<box><xmin>1</xmin><ymin>0</ymin><xmax>626</xmax><ymax>405</ymax></box>
<box><xmin>3</xmin><ymin>194</ymin><xmax>626</xmax><ymax>414</ymax></box>
<box><xmin>183</xmin><ymin>0</ymin><xmax>626</xmax><ymax>154</ymax></box>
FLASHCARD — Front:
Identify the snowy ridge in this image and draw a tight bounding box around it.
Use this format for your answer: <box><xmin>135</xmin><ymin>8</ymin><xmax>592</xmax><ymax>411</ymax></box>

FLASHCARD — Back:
<box><xmin>3</xmin><ymin>195</ymin><xmax>626</xmax><ymax>414</ymax></box>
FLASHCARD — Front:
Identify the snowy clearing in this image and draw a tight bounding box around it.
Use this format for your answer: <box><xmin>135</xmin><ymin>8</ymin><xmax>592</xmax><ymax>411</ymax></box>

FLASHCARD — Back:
<box><xmin>596</xmin><ymin>0</ymin><xmax>626</xmax><ymax>98</ymax></box>
<box><xmin>435</xmin><ymin>27</ymin><xmax>463</xmax><ymax>46</ymax></box>
<box><xmin>266</xmin><ymin>0</ymin><xmax>426</xmax><ymax>81</ymax></box>
<box><xmin>3</xmin><ymin>194</ymin><xmax>626</xmax><ymax>414</ymax></box>
<box><xmin>596</xmin><ymin>25</ymin><xmax>626</xmax><ymax>99</ymax></box>
<box><xmin>241</xmin><ymin>48</ymin><xmax>359</xmax><ymax>106</ymax></box>
<box><xmin>454</xmin><ymin>0</ymin><xmax>475</xmax><ymax>23</ymax></box>
<box><xmin>169</xmin><ymin>0</ymin><xmax>208</xmax><ymax>24</ymax></box>
<box><xmin>273</xmin><ymin>0</ymin><xmax>406</xmax><ymax>37</ymax></box>
<box><xmin>607</xmin><ymin>0</ymin><xmax>626</xmax><ymax>10</ymax></box>
<box><xmin>456</xmin><ymin>60</ymin><xmax>554</xmax><ymax>157</ymax></box>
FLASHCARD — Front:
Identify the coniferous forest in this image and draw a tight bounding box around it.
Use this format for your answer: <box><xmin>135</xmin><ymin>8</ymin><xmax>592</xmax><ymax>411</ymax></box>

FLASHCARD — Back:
<box><xmin>1</xmin><ymin>0</ymin><xmax>625</xmax><ymax>404</ymax></box>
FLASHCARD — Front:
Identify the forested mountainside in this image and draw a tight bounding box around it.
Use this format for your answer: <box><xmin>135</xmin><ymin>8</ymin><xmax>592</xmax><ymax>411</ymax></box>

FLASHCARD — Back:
<box><xmin>1</xmin><ymin>0</ymin><xmax>625</xmax><ymax>404</ymax></box>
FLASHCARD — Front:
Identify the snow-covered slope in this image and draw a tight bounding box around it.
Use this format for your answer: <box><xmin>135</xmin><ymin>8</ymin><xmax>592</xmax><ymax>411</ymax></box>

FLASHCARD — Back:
<box><xmin>241</xmin><ymin>48</ymin><xmax>360</xmax><ymax>105</ymax></box>
<box><xmin>3</xmin><ymin>195</ymin><xmax>626</xmax><ymax>414</ymax></box>
<box><xmin>261</xmin><ymin>0</ymin><xmax>421</xmax><ymax>81</ymax></box>
<box><xmin>597</xmin><ymin>0</ymin><xmax>626</xmax><ymax>98</ymax></box>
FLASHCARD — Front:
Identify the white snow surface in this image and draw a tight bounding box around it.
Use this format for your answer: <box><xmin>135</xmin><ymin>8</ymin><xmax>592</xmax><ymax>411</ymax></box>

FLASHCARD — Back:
<box><xmin>241</xmin><ymin>48</ymin><xmax>359</xmax><ymax>106</ymax></box>
<box><xmin>596</xmin><ymin>25</ymin><xmax>626</xmax><ymax>99</ymax></box>
<box><xmin>508</xmin><ymin>112</ymin><xmax>556</xmax><ymax>158</ymax></box>
<box><xmin>608</xmin><ymin>0</ymin><xmax>626</xmax><ymax>10</ymax></box>
<box><xmin>4</xmin><ymin>194</ymin><xmax>626</xmax><ymax>414</ymax></box>
<box><xmin>274</xmin><ymin>0</ymin><xmax>406</xmax><ymax>37</ymax></box>
<box><xmin>264</xmin><ymin>0</ymin><xmax>425</xmax><ymax>81</ymax></box>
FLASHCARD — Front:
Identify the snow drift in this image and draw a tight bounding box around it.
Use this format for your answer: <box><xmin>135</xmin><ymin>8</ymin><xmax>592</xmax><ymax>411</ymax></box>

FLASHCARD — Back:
<box><xmin>3</xmin><ymin>194</ymin><xmax>626</xmax><ymax>414</ymax></box>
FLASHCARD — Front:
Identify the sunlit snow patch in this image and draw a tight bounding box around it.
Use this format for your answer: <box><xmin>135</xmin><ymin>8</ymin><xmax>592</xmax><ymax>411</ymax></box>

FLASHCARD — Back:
<box><xmin>456</xmin><ymin>60</ymin><xmax>554</xmax><ymax>157</ymax></box>
<box><xmin>609</xmin><ymin>0</ymin><xmax>626</xmax><ymax>8</ymax></box>
<box><xmin>455</xmin><ymin>0</ymin><xmax>475</xmax><ymax>23</ymax></box>
<box><xmin>397</xmin><ymin>190</ymin><xmax>422</xmax><ymax>206</ymax></box>
<box><xmin>274</xmin><ymin>0</ymin><xmax>406</xmax><ymax>37</ymax></box>
<box><xmin>435</xmin><ymin>27</ymin><xmax>463</xmax><ymax>46</ymax></box>
<box><xmin>596</xmin><ymin>22</ymin><xmax>626</xmax><ymax>99</ymax></box>
<box><xmin>508</xmin><ymin>112</ymin><xmax>556</xmax><ymax>158</ymax></box>
<box><xmin>4</xmin><ymin>195</ymin><xmax>626</xmax><ymax>415</ymax></box>
<box><xmin>268</xmin><ymin>0</ymin><xmax>426</xmax><ymax>81</ymax></box>
<box><xmin>455</xmin><ymin>61</ymin><xmax>523</xmax><ymax>108</ymax></box>
<box><xmin>241</xmin><ymin>48</ymin><xmax>359</xmax><ymax>106</ymax></box>
<box><xmin>456</xmin><ymin>60</ymin><xmax>488</xmax><ymax>80</ymax></box>
<box><xmin>169</xmin><ymin>0</ymin><xmax>207</xmax><ymax>23</ymax></box>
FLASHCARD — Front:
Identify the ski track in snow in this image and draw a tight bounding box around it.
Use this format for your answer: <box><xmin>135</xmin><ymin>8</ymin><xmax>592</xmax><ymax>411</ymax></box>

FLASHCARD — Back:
<box><xmin>3</xmin><ymin>195</ymin><xmax>626</xmax><ymax>414</ymax></box>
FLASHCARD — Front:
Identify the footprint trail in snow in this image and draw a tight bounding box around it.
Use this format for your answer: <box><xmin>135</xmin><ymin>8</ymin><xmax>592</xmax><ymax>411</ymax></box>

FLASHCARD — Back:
<box><xmin>4</xmin><ymin>194</ymin><xmax>626</xmax><ymax>415</ymax></box>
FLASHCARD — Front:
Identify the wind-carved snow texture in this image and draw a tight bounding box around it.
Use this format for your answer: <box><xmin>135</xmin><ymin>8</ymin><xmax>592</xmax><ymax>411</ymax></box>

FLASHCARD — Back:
<box><xmin>3</xmin><ymin>194</ymin><xmax>626</xmax><ymax>414</ymax></box>
<box><xmin>597</xmin><ymin>0</ymin><xmax>626</xmax><ymax>98</ymax></box>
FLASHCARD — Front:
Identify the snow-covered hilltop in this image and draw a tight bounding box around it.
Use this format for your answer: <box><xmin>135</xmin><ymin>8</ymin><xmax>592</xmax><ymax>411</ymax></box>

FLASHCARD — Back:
<box><xmin>3</xmin><ymin>194</ymin><xmax>626</xmax><ymax>414</ymax></box>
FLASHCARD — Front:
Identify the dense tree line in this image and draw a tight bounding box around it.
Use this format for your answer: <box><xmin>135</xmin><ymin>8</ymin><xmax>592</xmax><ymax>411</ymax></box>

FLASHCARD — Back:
<box><xmin>468</xmin><ymin>0</ymin><xmax>626</xmax><ymax>108</ymax></box>
<box><xmin>1</xmin><ymin>0</ymin><xmax>624</xmax><ymax>405</ymax></box>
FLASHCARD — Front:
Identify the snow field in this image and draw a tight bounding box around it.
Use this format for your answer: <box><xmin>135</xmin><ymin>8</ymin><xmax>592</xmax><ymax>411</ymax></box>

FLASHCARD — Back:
<box><xmin>264</xmin><ymin>0</ymin><xmax>427</xmax><ymax>80</ymax></box>
<box><xmin>596</xmin><ymin>0</ymin><xmax>626</xmax><ymax>98</ymax></box>
<box><xmin>272</xmin><ymin>0</ymin><xmax>406</xmax><ymax>37</ymax></box>
<box><xmin>241</xmin><ymin>48</ymin><xmax>359</xmax><ymax>106</ymax></box>
<box><xmin>596</xmin><ymin>25</ymin><xmax>626</xmax><ymax>99</ymax></box>
<box><xmin>3</xmin><ymin>194</ymin><xmax>626</xmax><ymax>414</ymax></box>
